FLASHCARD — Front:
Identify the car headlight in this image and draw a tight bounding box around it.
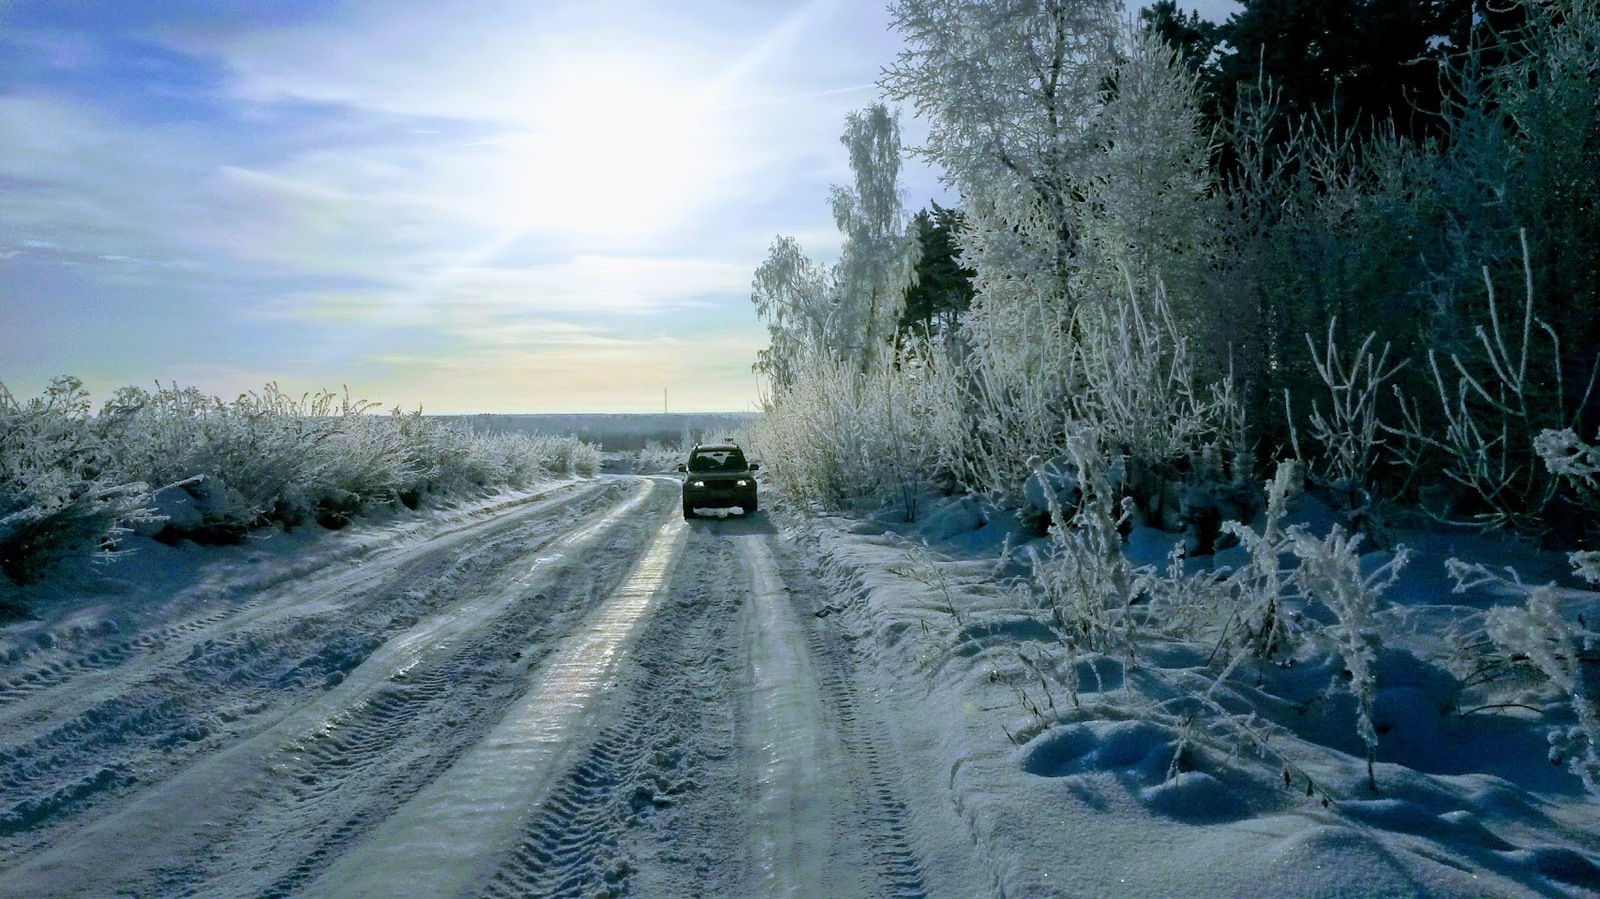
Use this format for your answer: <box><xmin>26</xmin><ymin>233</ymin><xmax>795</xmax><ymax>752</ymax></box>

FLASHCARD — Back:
<box><xmin>690</xmin><ymin>480</ymin><xmax>705</xmax><ymax>488</ymax></box>
<box><xmin>736</xmin><ymin>479</ymin><xmax>749</xmax><ymax>487</ymax></box>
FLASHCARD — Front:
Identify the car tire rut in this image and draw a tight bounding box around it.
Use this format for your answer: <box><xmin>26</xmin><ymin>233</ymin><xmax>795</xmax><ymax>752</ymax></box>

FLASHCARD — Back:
<box><xmin>0</xmin><ymin>478</ymin><xmax>661</xmax><ymax>895</ymax></box>
<box><xmin>481</xmin><ymin>519</ymin><xmax>747</xmax><ymax>898</ymax></box>
<box><xmin>773</xmin><ymin>538</ymin><xmax>933</xmax><ymax>899</ymax></box>
<box><xmin>158</xmin><ymin>484</ymin><xmax>672</xmax><ymax>898</ymax></box>
<box><xmin>0</xmin><ymin>481</ymin><xmax>628</xmax><ymax>854</ymax></box>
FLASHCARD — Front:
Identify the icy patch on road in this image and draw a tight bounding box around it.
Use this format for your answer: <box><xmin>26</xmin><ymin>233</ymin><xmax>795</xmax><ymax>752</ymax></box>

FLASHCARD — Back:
<box><xmin>740</xmin><ymin>535</ymin><xmax>876</xmax><ymax>898</ymax></box>
<box><xmin>309</xmin><ymin>513</ymin><xmax>686</xmax><ymax>897</ymax></box>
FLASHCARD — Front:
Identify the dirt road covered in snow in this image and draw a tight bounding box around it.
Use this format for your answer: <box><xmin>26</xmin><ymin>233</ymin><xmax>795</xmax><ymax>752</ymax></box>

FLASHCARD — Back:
<box><xmin>0</xmin><ymin>476</ymin><xmax>978</xmax><ymax>897</ymax></box>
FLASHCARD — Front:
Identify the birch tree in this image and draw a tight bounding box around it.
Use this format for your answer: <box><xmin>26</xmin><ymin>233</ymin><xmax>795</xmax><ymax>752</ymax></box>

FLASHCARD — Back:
<box><xmin>830</xmin><ymin>104</ymin><xmax>917</xmax><ymax>372</ymax></box>
<box><xmin>1079</xmin><ymin>24</ymin><xmax>1217</xmax><ymax>305</ymax></box>
<box><xmin>880</xmin><ymin>0</ymin><xmax>1121</xmax><ymax>296</ymax></box>
<box><xmin>750</xmin><ymin>236</ymin><xmax>834</xmax><ymax>395</ymax></box>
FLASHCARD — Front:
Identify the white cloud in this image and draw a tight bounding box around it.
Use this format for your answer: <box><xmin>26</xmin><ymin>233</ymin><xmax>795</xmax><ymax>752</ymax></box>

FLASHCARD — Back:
<box><xmin>3</xmin><ymin>0</ymin><xmax>934</xmax><ymax>411</ymax></box>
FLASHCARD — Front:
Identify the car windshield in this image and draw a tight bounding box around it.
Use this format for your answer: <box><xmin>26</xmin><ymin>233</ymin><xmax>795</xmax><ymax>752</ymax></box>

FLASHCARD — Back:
<box><xmin>688</xmin><ymin>449</ymin><xmax>745</xmax><ymax>472</ymax></box>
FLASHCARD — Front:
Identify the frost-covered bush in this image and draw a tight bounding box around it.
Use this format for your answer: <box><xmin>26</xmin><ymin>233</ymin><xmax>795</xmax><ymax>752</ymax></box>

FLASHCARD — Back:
<box><xmin>0</xmin><ymin>378</ymin><xmax>152</xmax><ymax>584</ymax></box>
<box><xmin>1213</xmin><ymin>463</ymin><xmax>1304</xmax><ymax>668</ymax></box>
<box><xmin>756</xmin><ymin>339</ymin><xmax>961</xmax><ymax>521</ymax></box>
<box><xmin>953</xmin><ymin>273</ymin><xmax>1246</xmax><ymax>527</ymax></box>
<box><xmin>1</xmin><ymin>377</ymin><xmax>597</xmax><ymax>584</ymax></box>
<box><xmin>1074</xmin><ymin>279</ymin><xmax>1249</xmax><ymax>528</ymax></box>
<box><xmin>1391</xmin><ymin>233</ymin><xmax>1591</xmax><ymax>531</ymax></box>
<box><xmin>634</xmin><ymin>440</ymin><xmax>683</xmax><ymax>474</ymax></box>
<box><xmin>1034</xmin><ymin>458</ymin><xmax>1410</xmax><ymax>790</ymax></box>
<box><xmin>93</xmin><ymin>384</ymin><xmax>598</xmax><ymax>535</ymax></box>
<box><xmin>538</xmin><ymin>433</ymin><xmax>601</xmax><ymax>478</ymax></box>
<box><xmin>96</xmin><ymin>383</ymin><xmax>340</xmax><ymax>531</ymax></box>
<box><xmin>1289</xmin><ymin>527</ymin><xmax>1409</xmax><ymax>789</ymax></box>
<box><xmin>1536</xmin><ymin>427</ymin><xmax>1600</xmax><ymax>489</ymax></box>
<box><xmin>1292</xmin><ymin>323</ymin><xmax>1406</xmax><ymax>521</ymax></box>
<box><xmin>1448</xmin><ymin>561</ymin><xmax>1600</xmax><ymax>794</ymax></box>
<box><xmin>1028</xmin><ymin>431</ymin><xmax>1138</xmax><ymax>654</ymax></box>
<box><xmin>1536</xmin><ymin>426</ymin><xmax>1600</xmax><ymax>579</ymax></box>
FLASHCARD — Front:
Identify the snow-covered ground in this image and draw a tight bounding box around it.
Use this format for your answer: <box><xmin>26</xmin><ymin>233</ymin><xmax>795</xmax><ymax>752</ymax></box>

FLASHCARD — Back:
<box><xmin>1</xmin><ymin>474</ymin><xmax>1598</xmax><ymax>896</ymax></box>
<box><xmin>0</xmin><ymin>476</ymin><xmax>959</xmax><ymax>897</ymax></box>
<box><xmin>795</xmin><ymin>487</ymin><xmax>1600</xmax><ymax>897</ymax></box>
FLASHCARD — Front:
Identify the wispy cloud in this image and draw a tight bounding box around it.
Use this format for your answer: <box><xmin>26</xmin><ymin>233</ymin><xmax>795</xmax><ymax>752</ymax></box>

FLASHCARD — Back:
<box><xmin>2</xmin><ymin>0</ymin><xmax>923</xmax><ymax>411</ymax></box>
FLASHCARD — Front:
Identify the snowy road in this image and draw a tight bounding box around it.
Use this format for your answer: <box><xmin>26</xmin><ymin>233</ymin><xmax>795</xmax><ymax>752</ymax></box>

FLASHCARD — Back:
<box><xmin>0</xmin><ymin>477</ymin><xmax>946</xmax><ymax>897</ymax></box>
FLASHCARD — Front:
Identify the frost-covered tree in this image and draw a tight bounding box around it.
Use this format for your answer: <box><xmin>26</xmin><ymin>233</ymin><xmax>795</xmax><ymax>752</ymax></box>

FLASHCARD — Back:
<box><xmin>753</xmin><ymin>105</ymin><xmax>917</xmax><ymax>389</ymax></box>
<box><xmin>1079</xmin><ymin>22</ymin><xmax>1218</xmax><ymax>310</ymax></box>
<box><xmin>881</xmin><ymin>0</ymin><xmax>1121</xmax><ymax>295</ymax></box>
<box><xmin>881</xmin><ymin>3</ymin><xmax>1232</xmax><ymax>500</ymax></box>
<box><xmin>750</xmin><ymin>236</ymin><xmax>835</xmax><ymax>395</ymax></box>
<box><xmin>830</xmin><ymin>104</ymin><xmax>918</xmax><ymax>372</ymax></box>
<box><xmin>753</xmin><ymin>103</ymin><xmax>945</xmax><ymax>514</ymax></box>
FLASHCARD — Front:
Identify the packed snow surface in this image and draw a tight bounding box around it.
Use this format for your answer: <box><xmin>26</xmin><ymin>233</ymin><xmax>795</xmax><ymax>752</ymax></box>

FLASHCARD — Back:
<box><xmin>1</xmin><ymin>475</ymin><xmax>1597</xmax><ymax>897</ymax></box>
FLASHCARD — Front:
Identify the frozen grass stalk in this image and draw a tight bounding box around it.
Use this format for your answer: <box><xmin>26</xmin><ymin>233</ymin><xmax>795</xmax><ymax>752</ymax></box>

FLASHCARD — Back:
<box><xmin>1291</xmin><ymin>527</ymin><xmax>1409</xmax><ymax>790</ymax></box>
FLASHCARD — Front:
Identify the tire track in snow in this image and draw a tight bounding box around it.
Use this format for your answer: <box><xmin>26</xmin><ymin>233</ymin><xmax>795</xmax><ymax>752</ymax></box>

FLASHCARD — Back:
<box><xmin>185</xmin><ymin>480</ymin><xmax>666</xmax><ymax>899</ymax></box>
<box><xmin>304</xmin><ymin>498</ymin><xmax>688</xmax><ymax>898</ymax></box>
<box><xmin>480</xmin><ymin>519</ymin><xmax>934</xmax><ymax>899</ymax></box>
<box><xmin>757</xmin><ymin>534</ymin><xmax>932</xmax><ymax>899</ymax></box>
<box><xmin>0</xmin><ymin>609</ymin><xmax>234</xmax><ymax>706</ymax></box>
<box><xmin>740</xmin><ymin>533</ymin><xmax>874</xmax><ymax>898</ymax></box>
<box><xmin>481</xmin><ymin>519</ymin><xmax>748</xmax><ymax>898</ymax></box>
<box><xmin>0</xmin><ymin>481</ymin><xmax>625</xmax><ymax>852</ymax></box>
<box><xmin>0</xmin><ymin>479</ymin><xmax>659</xmax><ymax>896</ymax></box>
<box><xmin>0</xmin><ymin>479</ymin><xmax>610</xmax><ymax>733</ymax></box>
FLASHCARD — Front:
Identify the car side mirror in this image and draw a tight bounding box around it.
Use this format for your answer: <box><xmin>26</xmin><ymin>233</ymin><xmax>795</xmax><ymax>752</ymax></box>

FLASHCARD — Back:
<box><xmin>676</xmin><ymin>463</ymin><xmax>686</xmax><ymax>472</ymax></box>
<box><xmin>748</xmin><ymin>462</ymin><xmax>760</xmax><ymax>471</ymax></box>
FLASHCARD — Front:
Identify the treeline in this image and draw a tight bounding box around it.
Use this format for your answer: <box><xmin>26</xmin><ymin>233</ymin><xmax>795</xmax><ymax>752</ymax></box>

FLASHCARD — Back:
<box><xmin>448</xmin><ymin>412</ymin><xmax>756</xmax><ymax>453</ymax></box>
<box><xmin>751</xmin><ymin>0</ymin><xmax>1600</xmax><ymax>548</ymax></box>
<box><xmin>0</xmin><ymin>378</ymin><xmax>600</xmax><ymax>589</ymax></box>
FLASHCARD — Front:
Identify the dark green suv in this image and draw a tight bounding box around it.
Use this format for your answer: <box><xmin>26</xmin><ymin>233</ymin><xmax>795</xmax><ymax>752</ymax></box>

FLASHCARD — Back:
<box><xmin>678</xmin><ymin>442</ymin><xmax>759</xmax><ymax>518</ymax></box>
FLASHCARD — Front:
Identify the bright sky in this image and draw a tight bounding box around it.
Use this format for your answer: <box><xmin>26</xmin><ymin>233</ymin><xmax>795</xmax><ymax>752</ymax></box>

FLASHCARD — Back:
<box><xmin>0</xmin><ymin>0</ymin><xmax>1238</xmax><ymax>414</ymax></box>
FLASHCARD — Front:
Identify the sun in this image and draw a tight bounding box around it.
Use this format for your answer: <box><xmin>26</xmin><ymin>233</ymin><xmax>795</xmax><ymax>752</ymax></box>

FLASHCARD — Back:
<box><xmin>490</xmin><ymin>47</ymin><xmax>728</xmax><ymax>244</ymax></box>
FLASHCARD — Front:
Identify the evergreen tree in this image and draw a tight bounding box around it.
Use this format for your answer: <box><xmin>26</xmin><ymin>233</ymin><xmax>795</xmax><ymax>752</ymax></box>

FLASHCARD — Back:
<box><xmin>1138</xmin><ymin>1</ymin><xmax>1220</xmax><ymax>77</ymax></box>
<box><xmin>1208</xmin><ymin>0</ymin><xmax>1472</xmax><ymax>143</ymax></box>
<box><xmin>898</xmin><ymin>202</ymin><xmax>974</xmax><ymax>341</ymax></box>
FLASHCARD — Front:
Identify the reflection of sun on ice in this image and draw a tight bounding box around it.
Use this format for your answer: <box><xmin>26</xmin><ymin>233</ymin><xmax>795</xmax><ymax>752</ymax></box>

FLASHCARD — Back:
<box><xmin>495</xmin><ymin>51</ymin><xmax>723</xmax><ymax>241</ymax></box>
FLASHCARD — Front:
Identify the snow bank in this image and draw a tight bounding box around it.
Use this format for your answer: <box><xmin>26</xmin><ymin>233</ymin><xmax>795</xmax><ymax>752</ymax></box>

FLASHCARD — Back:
<box><xmin>779</xmin><ymin>490</ymin><xmax>1600</xmax><ymax>897</ymax></box>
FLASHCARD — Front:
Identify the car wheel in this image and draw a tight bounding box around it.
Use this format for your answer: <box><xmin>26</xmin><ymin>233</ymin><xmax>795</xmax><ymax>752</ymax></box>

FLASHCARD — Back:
<box><xmin>682</xmin><ymin>503</ymin><xmax>695</xmax><ymax>519</ymax></box>
<box><xmin>742</xmin><ymin>500</ymin><xmax>757</xmax><ymax>515</ymax></box>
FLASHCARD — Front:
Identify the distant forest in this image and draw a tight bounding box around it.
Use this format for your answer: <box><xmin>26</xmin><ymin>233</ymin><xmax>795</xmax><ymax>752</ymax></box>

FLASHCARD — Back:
<box><xmin>445</xmin><ymin>413</ymin><xmax>757</xmax><ymax>452</ymax></box>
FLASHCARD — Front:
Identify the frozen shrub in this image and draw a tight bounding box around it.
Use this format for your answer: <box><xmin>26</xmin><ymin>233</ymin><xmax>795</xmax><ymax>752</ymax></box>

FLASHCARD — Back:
<box><xmin>756</xmin><ymin>338</ymin><xmax>959</xmax><ymax>521</ymax></box>
<box><xmin>1291</xmin><ymin>322</ymin><xmax>1406</xmax><ymax>526</ymax></box>
<box><xmin>1535</xmin><ymin>427</ymin><xmax>1600</xmax><ymax>486</ymax></box>
<box><xmin>1137</xmin><ymin>461</ymin><xmax>1412</xmax><ymax>791</ymax></box>
<box><xmin>0</xmin><ymin>378</ymin><xmax>152</xmax><ymax>584</ymax></box>
<box><xmin>1289</xmin><ymin>526</ymin><xmax>1410</xmax><ymax>790</ymax></box>
<box><xmin>1028</xmin><ymin>431</ymin><xmax>1139</xmax><ymax>654</ymax></box>
<box><xmin>635</xmin><ymin>441</ymin><xmax>682</xmax><ymax>474</ymax></box>
<box><xmin>1392</xmin><ymin>232</ymin><xmax>1595</xmax><ymax>532</ymax></box>
<box><xmin>1215</xmin><ymin>462</ymin><xmax>1303</xmax><ymax>669</ymax></box>
<box><xmin>2</xmin><ymin>377</ymin><xmax>597</xmax><ymax>584</ymax></box>
<box><xmin>1450</xmin><ymin>561</ymin><xmax>1600</xmax><ymax>794</ymax></box>
<box><xmin>0</xmin><ymin>478</ymin><xmax>151</xmax><ymax>584</ymax></box>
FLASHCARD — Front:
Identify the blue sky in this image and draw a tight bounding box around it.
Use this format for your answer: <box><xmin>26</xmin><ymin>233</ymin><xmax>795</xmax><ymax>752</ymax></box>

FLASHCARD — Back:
<box><xmin>1</xmin><ymin>0</ymin><xmax>1238</xmax><ymax>414</ymax></box>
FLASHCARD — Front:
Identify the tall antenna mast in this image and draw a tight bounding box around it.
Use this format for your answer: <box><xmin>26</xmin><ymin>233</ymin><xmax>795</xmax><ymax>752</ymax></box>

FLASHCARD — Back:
<box><xmin>663</xmin><ymin>389</ymin><xmax>668</xmax><ymax>414</ymax></box>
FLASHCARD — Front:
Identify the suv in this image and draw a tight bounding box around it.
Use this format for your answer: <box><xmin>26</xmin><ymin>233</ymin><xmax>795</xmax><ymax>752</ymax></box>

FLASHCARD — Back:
<box><xmin>678</xmin><ymin>442</ymin><xmax>759</xmax><ymax>518</ymax></box>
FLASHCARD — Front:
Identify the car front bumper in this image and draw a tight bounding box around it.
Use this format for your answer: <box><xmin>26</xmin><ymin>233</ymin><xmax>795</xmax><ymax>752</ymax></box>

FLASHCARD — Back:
<box><xmin>683</xmin><ymin>479</ymin><xmax>757</xmax><ymax>508</ymax></box>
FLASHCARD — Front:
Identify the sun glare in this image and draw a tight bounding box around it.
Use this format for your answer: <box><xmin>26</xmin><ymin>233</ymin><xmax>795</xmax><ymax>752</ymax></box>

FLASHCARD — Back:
<box><xmin>492</xmin><ymin>49</ymin><xmax>726</xmax><ymax>243</ymax></box>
